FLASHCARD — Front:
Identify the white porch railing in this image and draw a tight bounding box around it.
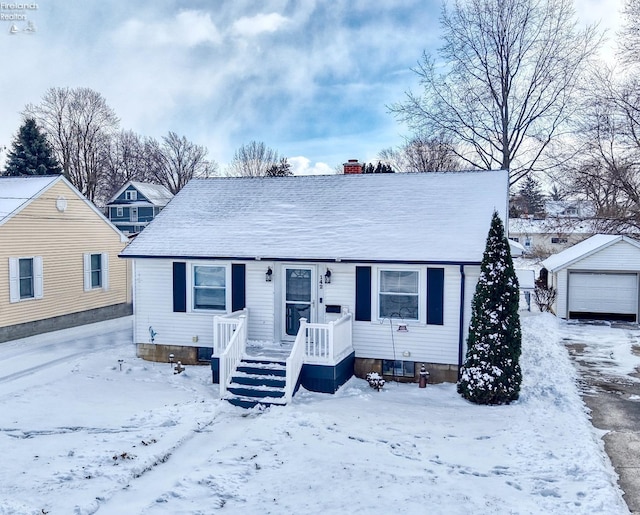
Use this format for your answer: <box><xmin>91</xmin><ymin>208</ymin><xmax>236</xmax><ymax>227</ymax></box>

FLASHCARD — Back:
<box><xmin>285</xmin><ymin>318</ymin><xmax>308</xmax><ymax>403</ymax></box>
<box><xmin>304</xmin><ymin>313</ymin><xmax>353</xmax><ymax>364</ymax></box>
<box><xmin>213</xmin><ymin>308</ymin><xmax>248</xmax><ymax>355</ymax></box>
<box><xmin>284</xmin><ymin>313</ymin><xmax>354</xmax><ymax>402</ymax></box>
<box><xmin>218</xmin><ymin>313</ymin><xmax>248</xmax><ymax>398</ymax></box>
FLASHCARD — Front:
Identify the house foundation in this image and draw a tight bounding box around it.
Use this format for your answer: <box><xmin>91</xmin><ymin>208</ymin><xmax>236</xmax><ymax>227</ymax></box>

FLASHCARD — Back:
<box><xmin>354</xmin><ymin>358</ymin><xmax>458</xmax><ymax>384</ymax></box>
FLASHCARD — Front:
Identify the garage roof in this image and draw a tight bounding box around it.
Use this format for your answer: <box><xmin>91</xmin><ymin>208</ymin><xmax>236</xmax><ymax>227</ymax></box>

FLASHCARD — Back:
<box><xmin>541</xmin><ymin>234</ymin><xmax>640</xmax><ymax>272</ymax></box>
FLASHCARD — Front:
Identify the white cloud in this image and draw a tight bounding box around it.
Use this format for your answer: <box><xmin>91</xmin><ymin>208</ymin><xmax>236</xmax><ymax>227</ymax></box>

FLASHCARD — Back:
<box><xmin>289</xmin><ymin>156</ymin><xmax>335</xmax><ymax>176</ymax></box>
<box><xmin>114</xmin><ymin>10</ymin><xmax>222</xmax><ymax>48</ymax></box>
<box><xmin>231</xmin><ymin>13</ymin><xmax>291</xmax><ymax>38</ymax></box>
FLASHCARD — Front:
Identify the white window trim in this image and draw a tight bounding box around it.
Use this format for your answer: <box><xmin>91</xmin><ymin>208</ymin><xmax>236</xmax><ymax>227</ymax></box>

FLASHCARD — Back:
<box><xmin>116</xmin><ymin>206</ymin><xmax>123</xmax><ymax>217</ymax></box>
<box><xmin>83</xmin><ymin>252</ymin><xmax>109</xmax><ymax>292</ymax></box>
<box><xmin>125</xmin><ymin>190</ymin><xmax>137</xmax><ymax>201</ymax></box>
<box><xmin>9</xmin><ymin>256</ymin><xmax>43</xmax><ymax>303</ymax></box>
<box><xmin>189</xmin><ymin>262</ymin><xmax>231</xmax><ymax>314</ymax></box>
<box><xmin>375</xmin><ymin>267</ymin><xmax>423</xmax><ymax>323</ymax></box>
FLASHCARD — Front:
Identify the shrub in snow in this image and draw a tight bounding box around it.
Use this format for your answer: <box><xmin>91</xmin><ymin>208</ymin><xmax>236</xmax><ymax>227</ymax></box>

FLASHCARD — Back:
<box><xmin>534</xmin><ymin>284</ymin><xmax>557</xmax><ymax>313</ymax></box>
<box><xmin>366</xmin><ymin>372</ymin><xmax>385</xmax><ymax>391</ymax></box>
<box><xmin>457</xmin><ymin>211</ymin><xmax>522</xmax><ymax>405</ymax></box>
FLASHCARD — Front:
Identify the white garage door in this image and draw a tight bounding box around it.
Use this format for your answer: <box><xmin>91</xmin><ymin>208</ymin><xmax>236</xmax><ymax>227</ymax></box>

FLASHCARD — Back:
<box><xmin>568</xmin><ymin>272</ymin><xmax>638</xmax><ymax>318</ymax></box>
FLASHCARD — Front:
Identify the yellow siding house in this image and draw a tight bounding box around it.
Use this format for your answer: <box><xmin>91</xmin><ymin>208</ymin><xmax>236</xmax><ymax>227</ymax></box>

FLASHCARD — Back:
<box><xmin>0</xmin><ymin>175</ymin><xmax>131</xmax><ymax>341</ymax></box>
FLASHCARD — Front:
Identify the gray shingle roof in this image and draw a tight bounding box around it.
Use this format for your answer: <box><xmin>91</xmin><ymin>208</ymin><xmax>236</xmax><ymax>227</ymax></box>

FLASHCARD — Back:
<box><xmin>121</xmin><ymin>170</ymin><xmax>508</xmax><ymax>263</ymax></box>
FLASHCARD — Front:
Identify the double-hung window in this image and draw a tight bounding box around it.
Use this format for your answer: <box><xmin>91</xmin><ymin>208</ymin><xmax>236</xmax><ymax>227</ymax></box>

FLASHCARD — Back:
<box><xmin>9</xmin><ymin>256</ymin><xmax>43</xmax><ymax>303</ymax></box>
<box><xmin>378</xmin><ymin>270</ymin><xmax>419</xmax><ymax>320</ymax></box>
<box><xmin>125</xmin><ymin>190</ymin><xmax>137</xmax><ymax>201</ymax></box>
<box><xmin>193</xmin><ymin>265</ymin><xmax>226</xmax><ymax>311</ymax></box>
<box><xmin>84</xmin><ymin>253</ymin><xmax>109</xmax><ymax>291</ymax></box>
<box><xmin>19</xmin><ymin>258</ymin><xmax>34</xmax><ymax>299</ymax></box>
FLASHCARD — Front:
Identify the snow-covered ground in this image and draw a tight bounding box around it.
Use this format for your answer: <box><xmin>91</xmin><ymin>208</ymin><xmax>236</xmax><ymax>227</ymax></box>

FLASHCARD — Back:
<box><xmin>0</xmin><ymin>313</ymin><xmax>630</xmax><ymax>514</ymax></box>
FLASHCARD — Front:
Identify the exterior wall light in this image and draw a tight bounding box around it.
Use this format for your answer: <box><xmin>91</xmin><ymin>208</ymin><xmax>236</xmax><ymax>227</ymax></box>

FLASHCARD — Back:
<box><xmin>266</xmin><ymin>266</ymin><xmax>273</xmax><ymax>282</ymax></box>
<box><xmin>397</xmin><ymin>323</ymin><xmax>408</xmax><ymax>332</ymax></box>
<box><xmin>324</xmin><ymin>269</ymin><xmax>332</xmax><ymax>284</ymax></box>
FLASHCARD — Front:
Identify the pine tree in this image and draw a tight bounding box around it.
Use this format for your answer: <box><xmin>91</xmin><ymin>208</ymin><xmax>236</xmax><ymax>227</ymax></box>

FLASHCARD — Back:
<box><xmin>457</xmin><ymin>211</ymin><xmax>522</xmax><ymax>405</ymax></box>
<box><xmin>3</xmin><ymin>118</ymin><xmax>61</xmax><ymax>176</ymax></box>
<box><xmin>518</xmin><ymin>175</ymin><xmax>545</xmax><ymax>215</ymax></box>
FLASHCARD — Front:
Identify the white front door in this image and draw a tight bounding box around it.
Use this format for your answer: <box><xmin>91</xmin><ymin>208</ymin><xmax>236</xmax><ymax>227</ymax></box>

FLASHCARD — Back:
<box><xmin>131</xmin><ymin>207</ymin><xmax>138</xmax><ymax>222</ymax></box>
<box><xmin>282</xmin><ymin>266</ymin><xmax>316</xmax><ymax>340</ymax></box>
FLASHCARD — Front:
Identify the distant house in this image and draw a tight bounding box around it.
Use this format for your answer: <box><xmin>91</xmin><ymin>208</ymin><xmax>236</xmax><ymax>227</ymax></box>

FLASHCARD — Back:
<box><xmin>106</xmin><ymin>181</ymin><xmax>173</xmax><ymax>234</ymax></box>
<box><xmin>0</xmin><ymin>175</ymin><xmax>131</xmax><ymax>342</ymax></box>
<box><xmin>508</xmin><ymin>217</ymin><xmax>595</xmax><ymax>256</ymax></box>
<box><xmin>541</xmin><ymin>234</ymin><xmax>640</xmax><ymax>322</ymax></box>
<box><xmin>120</xmin><ymin>169</ymin><xmax>509</xmax><ymax>406</ymax></box>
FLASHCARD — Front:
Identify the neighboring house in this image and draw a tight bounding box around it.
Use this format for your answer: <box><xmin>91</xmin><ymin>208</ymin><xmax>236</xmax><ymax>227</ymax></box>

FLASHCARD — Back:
<box><xmin>120</xmin><ymin>170</ymin><xmax>508</xmax><ymax>406</ymax></box>
<box><xmin>0</xmin><ymin>175</ymin><xmax>132</xmax><ymax>342</ymax></box>
<box><xmin>106</xmin><ymin>181</ymin><xmax>173</xmax><ymax>234</ymax></box>
<box><xmin>541</xmin><ymin>234</ymin><xmax>640</xmax><ymax>322</ymax></box>
<box><xmin>509</xmin><ymin>217</ymin><xmax>595</xmax><ymax>256</ymax></box>
<box><xmin>544</xmin><ymin>200</ymin><xmax>596</xmax><ymax>218</ymax></box>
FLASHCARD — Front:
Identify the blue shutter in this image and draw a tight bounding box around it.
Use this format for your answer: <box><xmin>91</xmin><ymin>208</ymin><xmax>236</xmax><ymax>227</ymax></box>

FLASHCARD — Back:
<box><xmin>231</xmin><ymin>263</ymin><xmax>246</xmax><ymax>312</ymax></box>
<box><xmin>355</xmin><ymin>266</ymin><xmax>372</xmax><ymax>321</ymax></box>
<box><xmin>427</xmin><ymin>268</ymin><xmax>444</xmax><ymax>325</ymax></box>
<box><xmin>173</xmin><ymin>262</ymin><xmax>187</xmax><ymax>312</ymax></box>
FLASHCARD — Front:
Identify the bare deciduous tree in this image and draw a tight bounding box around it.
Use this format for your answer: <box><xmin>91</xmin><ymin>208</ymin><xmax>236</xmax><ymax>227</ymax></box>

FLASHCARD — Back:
<box><xmin>25</xmin><ymin>87</ymin><xmax>120</xmax><ymax>202</ymax></box>
<box><xmin>98</xmin><ymin>130</ymin><xmax>158</xmax><ymax>203</ymax></box>
<box><xmin>227</xmin><ymin>141</ymin><xmax>282</xmax><ymax>177</ymax></box>
<box><xmin>151</xmin><ymin>132</ymin><xmax>218</xmax><ymax>194</ymax></box>
<box><xmin>378</xmin><ymin>133</ymin><xmax>462</xmax><ymax>172</ymax></box>
<box><xmin>390</xmin><ymin>0</ymin><xmax>600</xmax><ymax>185</ymax></box>
<box><xmin>619</xmin><ymin>0</ymin><xmax>640</xmax><ymax>66</ymax></box>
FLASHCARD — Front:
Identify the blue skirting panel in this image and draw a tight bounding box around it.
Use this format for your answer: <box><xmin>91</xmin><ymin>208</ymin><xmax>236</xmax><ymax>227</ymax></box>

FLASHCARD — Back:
<box><xmin>211</xmin><ymin>352</ymin><xmax>355</xmax><ymax>394</ymax></box>
<box><xmin>211</xmin><ymin>357</ymin><xmax>219</xmax><ymax>384</ymax></box>
<box><xmin>299</xmin><ymin>352</ymin><xmax>355</xmax><ymax>394</ymax></box>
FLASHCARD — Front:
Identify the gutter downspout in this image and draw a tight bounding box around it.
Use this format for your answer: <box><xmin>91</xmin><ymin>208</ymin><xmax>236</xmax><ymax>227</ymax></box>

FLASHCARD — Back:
<box><xmin>458</xmin><ymin>264</ymin><xmax>466</xmax><ymax>381</ymax></box>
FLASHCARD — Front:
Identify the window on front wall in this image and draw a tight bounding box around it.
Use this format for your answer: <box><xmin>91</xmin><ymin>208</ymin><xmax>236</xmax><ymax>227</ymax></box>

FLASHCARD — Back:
<box><xmin>125</xmin><ymin>190</ymin><xmax>137</xmax><ymax>200</ymax></box>
<box><xmin>379</xmin><ymin>270</ymin><xmax>419</xmax><ymax>320</ymax></box>
<box><xmin>551</xmin><ymin>237</ymin><xmax>568</xmax><ymax>244</ymax></box>
<box><xmin>193</xmin><ymin>265</ymin><xmax>226</xmax><ymax>310</ymax></box>
<box><xmin>116</xmin><ymin>207</ymin><xmax>123</xmax><ymax>217</ymax></box>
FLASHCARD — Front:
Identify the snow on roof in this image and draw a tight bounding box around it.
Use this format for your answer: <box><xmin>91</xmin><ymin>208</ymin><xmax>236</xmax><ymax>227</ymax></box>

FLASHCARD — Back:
<box><xmin>107</xmin><ymin>181</ymin><xmax>174</xmax><ymax>207</ymax></box>
<box><xmin>540</xmin><ymin>234</ymin><xmax>640</xmax><ymax>272</ymax></box>
<box><xmin>509</xmin><ymin>217</ymin><xmax>596</xmax><ymax>235</ymax></box>
<box><xmin>0</xmin><ymin>175</ymin><xmax>60</xmax><ymax>223</ymax></box>
<box><xmin>122</xmin><ymin>170</ymin><xmax>509</xmax><ymax>263</ymax></box>
<box><xmin>130</xmin><ymin>181</ymin><xmax>173</xmax><ymax>206</ymax></box>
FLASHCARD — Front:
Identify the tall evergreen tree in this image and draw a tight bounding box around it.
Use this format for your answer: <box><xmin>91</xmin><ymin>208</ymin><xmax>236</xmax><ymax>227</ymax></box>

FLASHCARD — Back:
<box><xmin>518</xmin><ymin>175</ymin><xmax>545</xmax><ymax>215</ymax></box>
<box><xmin>457</xmin><ymin>211</ymin><xmax>522</xmax><ymax>405</ymax></box>
<box><xmin>4</xmin><ymin>118</ymin><xmax>61</xmax><ymax>176</ymax></box>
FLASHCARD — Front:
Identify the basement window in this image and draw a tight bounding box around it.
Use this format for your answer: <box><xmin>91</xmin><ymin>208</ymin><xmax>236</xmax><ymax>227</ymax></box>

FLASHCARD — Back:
<box><xmin>382</xmin><ymin>360</ymin><xmax>415</xmax><ymax>378</ymax></box>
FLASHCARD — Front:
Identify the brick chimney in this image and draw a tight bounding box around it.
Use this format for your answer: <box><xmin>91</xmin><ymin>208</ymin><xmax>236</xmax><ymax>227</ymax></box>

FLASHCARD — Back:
<box><xmin>343</xmin><ymin>159</ymin><xmax>363</xmax><ymax>174</ymax></box>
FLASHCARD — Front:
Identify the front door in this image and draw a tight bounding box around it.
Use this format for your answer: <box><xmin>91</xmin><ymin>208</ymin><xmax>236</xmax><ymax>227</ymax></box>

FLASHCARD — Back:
<box><xmin>283</xmin><ymin>267</ymin><xmax>315</xmax><ymax>339</ymax></box>
<box><xmin>130</xmin><ymin>206</ymin><xmax>138</xmax><ymax>222</ymax></box>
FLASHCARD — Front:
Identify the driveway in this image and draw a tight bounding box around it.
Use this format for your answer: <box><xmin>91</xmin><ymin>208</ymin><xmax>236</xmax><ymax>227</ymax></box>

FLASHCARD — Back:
<box><xmin>563</xmin><ymin>320</ymin><xmax>640</xmax><ymax>514</ymax></box>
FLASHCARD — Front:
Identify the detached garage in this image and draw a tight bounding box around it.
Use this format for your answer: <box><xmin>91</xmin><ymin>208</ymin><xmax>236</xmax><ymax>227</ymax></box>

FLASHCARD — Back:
<box><xmin>541</xmin><ymin>234</ymin><xmax>640</xmax><ymax>321</ymax></box>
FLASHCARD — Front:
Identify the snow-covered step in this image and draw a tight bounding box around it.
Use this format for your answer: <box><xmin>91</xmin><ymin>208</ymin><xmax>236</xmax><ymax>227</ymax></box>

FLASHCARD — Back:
<box><xmin>225</xmin><ymin>358</ymin><xmax>288</xmax><ymax>409</ymax></box>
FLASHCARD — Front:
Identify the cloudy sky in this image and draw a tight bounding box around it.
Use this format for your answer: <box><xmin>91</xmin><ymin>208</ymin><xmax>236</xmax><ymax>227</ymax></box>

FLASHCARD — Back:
<box><xmin>0</xmin><ymin>0</ymin><xmax>623</xmax><ymax>174</ymax></box>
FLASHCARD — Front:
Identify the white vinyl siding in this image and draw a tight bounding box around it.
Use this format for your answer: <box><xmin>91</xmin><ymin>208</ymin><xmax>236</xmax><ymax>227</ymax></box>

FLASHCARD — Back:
<box><xmin>83</xmin><ymin>253</ymin><xmax>109</xmax><ymax>291</ymax></box>
<box><xmin>133</xmin><ymin>259</ymin><xmax>477</xmax><ymax>367</ymax></box>
<box><xmin>8</xmin><ymin>256</ymin><xmax>43</xmax><ymax>303</ymax></box>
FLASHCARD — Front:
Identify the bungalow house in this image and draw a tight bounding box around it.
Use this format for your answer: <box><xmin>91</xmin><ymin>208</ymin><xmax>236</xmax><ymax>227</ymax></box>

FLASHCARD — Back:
<box><xmin>0</xmin><ymin>175</ymin><xmax>131</xmax><ymax>342</ymax></box>
<box><xmin>541</xmin><ymin>234</ymin><xmax>640</xmax><ymax>322</ymax></box>
<box><xmin>106</xmin><ymin>181</ymin><xmax>173</xmax><ymax>234</ymax></box>
<box><xmin>120</xmin><ymin>169</ymin><xmax>509</xmax><ymax>406</ymax></box>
